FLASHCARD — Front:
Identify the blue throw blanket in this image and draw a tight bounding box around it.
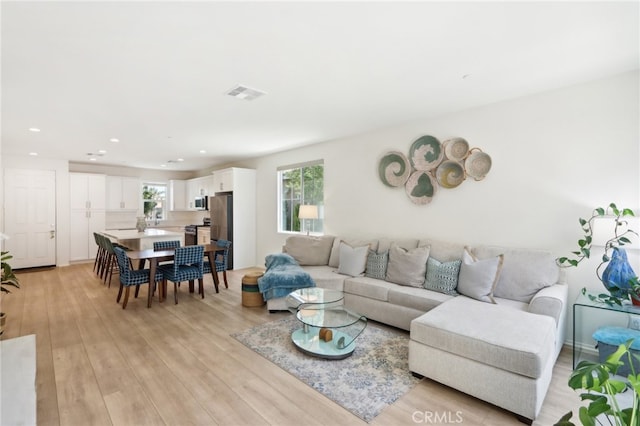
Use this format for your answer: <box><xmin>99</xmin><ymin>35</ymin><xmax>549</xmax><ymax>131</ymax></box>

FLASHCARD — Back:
<box><xmin>258</xmin><ymin>253</ymin><xmax>316</xmax><ymax>300</ymax></box>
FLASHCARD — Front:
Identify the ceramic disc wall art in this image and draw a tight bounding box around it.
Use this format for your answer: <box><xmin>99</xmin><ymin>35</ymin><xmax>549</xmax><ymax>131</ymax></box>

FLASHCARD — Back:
<box><xmin>442</xmin><ymin>138</ymin><xmax>469</xmax><ymax>161</ymax></box>
<box><xmin>378</xmin><ymin>134</ymin><xmax>492</xmax><ymax>205</ymax></box>
<box><xmin>465</xmin><ymin>149</ymin><xmax>492</xmax><ymax>181</ymax></box>
<box><xmin>405</xmin><ymin>170</ymin><xmax>437</xmax><ymax>205</ymax></box>
<box><xmin>436</xmin><ymin>160</ymin><xmax>465</xmax><ymax>189</ymax></box>
<box><xmin>378</xmin><ymin>151</ymin><xmax>411</xmax><ymax>187</ymax></box>
<box><xmin>409</xmin><ymin>135</ymin><xmax>443</xmax><ymax>171</ymax></box>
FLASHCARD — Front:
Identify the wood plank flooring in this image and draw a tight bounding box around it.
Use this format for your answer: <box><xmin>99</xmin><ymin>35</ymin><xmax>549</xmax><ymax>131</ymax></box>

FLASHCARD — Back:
<box><xmin>1</xmin><ymin>263</ymin><xmax>582</xmax><ymax>425</ymax></box>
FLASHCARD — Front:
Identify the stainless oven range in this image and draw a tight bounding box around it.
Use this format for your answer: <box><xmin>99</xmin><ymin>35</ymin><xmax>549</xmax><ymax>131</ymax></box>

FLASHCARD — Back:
<box><xmin>184</xmin><ymin>225</ymin><xmax>197</xmax><ymax>246</ymax></box>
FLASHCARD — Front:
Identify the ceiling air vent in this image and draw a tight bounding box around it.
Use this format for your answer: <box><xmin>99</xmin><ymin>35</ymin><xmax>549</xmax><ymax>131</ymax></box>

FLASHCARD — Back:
<box><xmin>225</xmin><ymin>84</ymin><xmax>266</xmax><ymax>101</ymax></box>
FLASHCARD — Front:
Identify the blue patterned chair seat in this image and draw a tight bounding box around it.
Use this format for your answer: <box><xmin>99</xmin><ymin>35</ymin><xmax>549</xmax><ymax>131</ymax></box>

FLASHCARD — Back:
<box><xmin>158</xmin><ymin>245</ymin><xmax>205</xmax><ymax>304</ymax></box>
<box><xmin>114</xmin><ymin>247</ymin><xmax>163</xmax><ymax>309</ymax></box>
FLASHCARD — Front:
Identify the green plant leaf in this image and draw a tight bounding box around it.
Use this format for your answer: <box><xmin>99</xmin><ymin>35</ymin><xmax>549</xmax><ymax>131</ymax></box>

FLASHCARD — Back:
<box><xmin>553</xmin><ymin>411</ymin><xmax>575</xmax><ymax>426</ymax></box>
<box><xmin>586</xmin><ymin>398</ymin><xmax>610</xmax><ymax>417</ymax></box>
<box><xmin>596</xmin><ymin>207</ymin><xmax>606</xmax><ymax>215</ymax></box>
<box><xmin>580</xmin><ymin>218</ymin><xmax>588</xmax><ymax>226</ymax></box>
<box><xmin>578</xmin><ymin>406</ymin><xmax>596</xmax><ymax>426</ymax></box>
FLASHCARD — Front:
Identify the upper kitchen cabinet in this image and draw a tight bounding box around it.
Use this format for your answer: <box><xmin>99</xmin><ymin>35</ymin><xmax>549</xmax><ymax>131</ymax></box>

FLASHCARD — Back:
<box><xmin>188</xmin><ymin>176</ymin><xmax>214</xmax><ymax>200</ymax></box>
<box><xmin>70</xmin><ymin>173</ymin><xmax>106</xmax><ymax>210</ymax></box>
<box><xmin>106</xmin><ymin>176</ymin><xmax>140</xmax><ymax>211</ymax></box>
<box><xmin>169</xmin><ymin>179</ymin><xmax>188</xmax><ymax>211</ymax></box>
<box><xmin>212</xmin><ymin>168</ymin><xmax>235</xmax><ymax>192</ymax></box>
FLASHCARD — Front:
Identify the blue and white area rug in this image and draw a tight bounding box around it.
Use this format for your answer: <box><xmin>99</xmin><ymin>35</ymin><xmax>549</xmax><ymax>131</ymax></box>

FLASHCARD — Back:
<box><xmin>231</xmin><ymin>315</ymin><xmax>421</xmax><ymax>422</ymax></box>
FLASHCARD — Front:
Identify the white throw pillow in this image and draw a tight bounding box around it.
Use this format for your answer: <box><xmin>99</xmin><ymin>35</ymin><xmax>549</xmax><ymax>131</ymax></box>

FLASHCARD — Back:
<box><xmin>337</xmin><ymin>242</ymin><xmax>369</xmax><ymax>277</ymax></box>
<box><xmin>385</xmin><ymin>243</ymin><xmax>430</xmax><ymax>287</ymax></box>
<box><xmin>457</xmin><ymin>247</ymin><xmax>503</xmax><ymax>303</ymax></box>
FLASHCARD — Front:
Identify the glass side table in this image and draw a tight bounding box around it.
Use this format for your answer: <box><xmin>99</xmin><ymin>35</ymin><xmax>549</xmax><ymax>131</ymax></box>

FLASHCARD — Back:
<box><xmin>573</xmin><ymin>292</ymin><xmax>640</xmax><ymax>368</ymax></box>
<box><xmin>286</xmin><ymin>288</ymin><xmax>367</xmax><ymax>360</ymax></box>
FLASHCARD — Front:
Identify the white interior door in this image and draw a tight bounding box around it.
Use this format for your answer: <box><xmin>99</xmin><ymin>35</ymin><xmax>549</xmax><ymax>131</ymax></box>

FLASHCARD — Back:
<box><xmin>4</xmin><ymin>169</ymin><xmax>56</xmax><ymax>269</ymax></box>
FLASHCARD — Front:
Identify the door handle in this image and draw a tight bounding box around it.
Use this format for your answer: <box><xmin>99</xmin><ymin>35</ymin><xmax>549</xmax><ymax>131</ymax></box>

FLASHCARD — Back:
<box><xmin>50</xmin><ymin>230</ymin><xmax>55</xmax><ymax>239</ymax></box>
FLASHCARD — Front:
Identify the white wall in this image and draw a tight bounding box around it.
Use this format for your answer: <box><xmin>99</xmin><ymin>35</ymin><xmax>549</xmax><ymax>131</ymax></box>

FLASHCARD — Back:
<box><xmin>242</xmin><ymin>70</ymin><xmax>640</xmax><ymax>344</ymax></box>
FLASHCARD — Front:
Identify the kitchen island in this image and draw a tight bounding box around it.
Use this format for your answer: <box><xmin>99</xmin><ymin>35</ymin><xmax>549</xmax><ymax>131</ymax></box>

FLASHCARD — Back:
<box><xmin>102</xmin><ymin>228</ymin><xmax>185</xmax><ymax>251</ymax></box>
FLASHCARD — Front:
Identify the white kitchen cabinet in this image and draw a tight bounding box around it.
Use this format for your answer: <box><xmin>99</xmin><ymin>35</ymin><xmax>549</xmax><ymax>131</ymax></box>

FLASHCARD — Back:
<box><xmin>69</xmin><ymin>173</ymin><xmax>106</xmax><ymax>261</ymax></box>
<box><xmin>70</xmin><ymin>173</ymin><xmax>106</xmax><ymax>210</ymax></box>
<box><xmin>169</xmin><ymin>179</ymin><xmax>188</xmax><ymax>211</ymax></box>
<box><xmin>212</xmin><ymin>168</ymin><xmax>234</xmax><ymax>192</ymax></box>
<box><xmin>106</xmin><ymin>176</ymin><xmax>140</xmax><ymax>211</ymax></box>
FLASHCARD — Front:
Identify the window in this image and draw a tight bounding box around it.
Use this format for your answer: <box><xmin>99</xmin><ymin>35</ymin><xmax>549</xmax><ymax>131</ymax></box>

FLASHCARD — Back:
<box><xmin>142</xmin><ymin>183</ymin><xmax>167</xmax><ymax>221</ymax></box>
<box><xmin>278</xmin><ymin>161</ymin><xmax>324</xmax><ymax>234</ymax></box>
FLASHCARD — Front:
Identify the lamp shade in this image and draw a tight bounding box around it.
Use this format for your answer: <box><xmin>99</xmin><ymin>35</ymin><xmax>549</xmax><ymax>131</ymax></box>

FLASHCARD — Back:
<box><xmin>298</xmin><ymin>205</ymin><xmax>318</xmax><ymax>220</ymax></box>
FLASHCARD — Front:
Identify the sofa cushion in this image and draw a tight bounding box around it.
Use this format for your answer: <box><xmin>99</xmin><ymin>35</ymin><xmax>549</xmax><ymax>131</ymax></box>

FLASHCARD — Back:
<box><xmin>410</xmin><ymin>296</ymin><xmax>556</xmax><ymax>379</ymax></box>
<box><xmin>365</xmin><ymin>249</ymin><xmax>388</xmax><ymax>280</ymax></box>
<box><xmin>337</xmin><ymin>242</ymin><xmax>369</xmax><ymax>277</ymax></box>
<box><xmin>471</xmin><ymin>245</ymin><xmax>559</xmax><ymax>303</ymax></box>
<box><xmin>284</xmin><ymin>235</ymin><xmax>334</xmax><ymax>266</ymax></box>
<box><xmin>388</xmin><ymin>286</ymin><xmax>453</xmax><ymax>312</ymax></box>
<box><xmin>300</xmin><ymin>265</ymin><xmax>345</xmax><ymax>291</ymax></box>
<box><xmin>377</xmin><ymin>238</ymin><xmax>419</xmax><ymax>253</ymax></box>
<box><xmin>385</xmin><ymin>244</ymin><xmax>430</xmax><ymax>287</ymax></box>
<box><xmin>424</xmin><ymin>257</ymin><xmax>461</xmax><ymax>295</ymax></box>
<box><xmin>457</xmin><ymin>248</ymin><xmax>503</xmax><ymax>303</ymax></box>
<box><xmin>344</xmin><ymin>276</ymin><xmax>397</xmax><ymax>302</ymax></box>
<box><xmin>419</xmin><ymin>238</ymin><xmax>465</xmax><ymax>262</ymax></box>
<box><xmin>328</xmin><ymin>237</ymin><xmax>379</xmax><ymax>267</ymax></box>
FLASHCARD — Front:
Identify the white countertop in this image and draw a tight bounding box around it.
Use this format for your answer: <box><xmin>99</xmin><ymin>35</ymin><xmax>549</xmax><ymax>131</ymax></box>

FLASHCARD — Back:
<box><xmin>103</xmin><ymin>228</ymin><xmax>184</xmax><ymax>240</ymax></box>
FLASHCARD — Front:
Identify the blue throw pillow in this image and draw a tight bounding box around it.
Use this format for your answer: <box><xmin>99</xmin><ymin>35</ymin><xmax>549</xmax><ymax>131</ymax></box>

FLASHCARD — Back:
<box><xmin>424</xmin><ymin>257</ymin><xmax>461</xmax><ymax>295</ymax></box>
<box><xmin>365</xmin><ymin>249</ymin><xmax>388</xmax><ymax>279</ymax></box>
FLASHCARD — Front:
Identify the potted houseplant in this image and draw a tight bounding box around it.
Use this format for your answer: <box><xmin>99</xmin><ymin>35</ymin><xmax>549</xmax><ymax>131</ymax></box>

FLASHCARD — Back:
<box><xmin>1</xmin><ymin>250</ymin><xmax>21</xmax><ymax>335</ymax></box>
<box><xmin>557</xmin><ymin>203</ymin><xmax>638</xmax><ymax>306</ymax></box>
<box><xmin>555</xmin><ymin>339</ymin><xmax>640</xmax><ymax>426</ymax></box>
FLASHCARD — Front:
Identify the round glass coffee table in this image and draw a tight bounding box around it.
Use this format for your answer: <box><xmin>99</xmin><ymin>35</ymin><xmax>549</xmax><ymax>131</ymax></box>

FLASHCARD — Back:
<box><xmin>286</xmin><ymin>288</ymin><xmax>367</xmax><ymax>359</ymax></box>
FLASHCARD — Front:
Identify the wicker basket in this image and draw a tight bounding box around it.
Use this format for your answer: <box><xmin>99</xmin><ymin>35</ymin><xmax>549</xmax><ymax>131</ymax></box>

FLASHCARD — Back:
<box><xmin>242</xmin><ymin>272</ymin><xmax>265</xmax><ymax>307</ymax></box>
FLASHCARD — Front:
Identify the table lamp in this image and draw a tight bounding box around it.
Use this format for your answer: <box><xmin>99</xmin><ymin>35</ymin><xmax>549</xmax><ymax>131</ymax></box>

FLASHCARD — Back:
<box><xmin>298</xmin><ymin>205</ymin><xmax>318</xmax><ymax>236</ymax></box>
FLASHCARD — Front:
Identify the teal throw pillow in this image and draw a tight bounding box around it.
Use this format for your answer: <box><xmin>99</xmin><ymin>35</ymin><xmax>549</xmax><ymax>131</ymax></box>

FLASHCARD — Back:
<box><xmin>365</xmin><ymin>249</ymin><xmax>388</xmax><ymax>280</ymax></box>
<box><xmin>424</xmin><ymin>257</ymin><xmax>461</xmax><ymax>295</ymax></box>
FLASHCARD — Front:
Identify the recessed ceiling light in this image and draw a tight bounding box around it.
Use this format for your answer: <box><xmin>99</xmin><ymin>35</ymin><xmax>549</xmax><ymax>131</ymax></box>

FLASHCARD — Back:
<box><xmin>89</xmin><ymin>157</ymin><xmax>97</xmax><ymax>162</ymax></box>
<box><xmin>161</xmin><ymin>164</ymin><xmax>167</xmax><ymax>168</ymax></box>
<box><xmin>109</xmin><ymin>138</ymin><xmax>119</xmax><ymax>143</ymax></box>
<box><xmin>199</xmin><ymin>150</ymin><xmax>206</xmax><ymax>154</ymax></box>
<box><xmin>28</xmin><ymin>128</ymin><xmax>41</xmax><ymax>132</ymax></box>
<box><xmin>177</xmin><ymin>158</ymin><xmax>184</xmax><ymax>162</ymax></box>
<box><xmin>98</xmin><ymin>149</ymin><xmax>107</xmax><ymax>154</ymax></box>
<box><xmin>28</xmin><ymin>152</ymin><xmax>38</xmax><ymax>156</ymax></box>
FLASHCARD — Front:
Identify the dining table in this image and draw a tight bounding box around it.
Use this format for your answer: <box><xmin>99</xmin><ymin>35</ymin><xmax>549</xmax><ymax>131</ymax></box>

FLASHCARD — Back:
<box><xmin>125</xmin><ymin>243</ymin><xmax>225</xmax><ymax>308</ymax></box>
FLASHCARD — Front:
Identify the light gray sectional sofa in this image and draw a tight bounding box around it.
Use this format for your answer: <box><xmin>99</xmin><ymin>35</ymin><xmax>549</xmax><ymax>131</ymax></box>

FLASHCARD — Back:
<box><xmin>267</xmin><ymin>235</ymin><xmax>568</xmax><ymax>424</ymax></box>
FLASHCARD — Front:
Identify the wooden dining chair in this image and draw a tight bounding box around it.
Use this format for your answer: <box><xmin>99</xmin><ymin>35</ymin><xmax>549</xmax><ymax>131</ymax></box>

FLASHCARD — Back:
<box><xmin>203</xmin><ymin>239</ymin><xmax>232</xmax><ymax>292</ymax></box>
<box><xmin>158</xmin><ymin>245</ymin><xmax>205</xmax><ymax>304</ymax></box>
<box><xmin>113</xmin><ymin>247</ymin><xmax>163</xmax><ymax>309</ymax></box>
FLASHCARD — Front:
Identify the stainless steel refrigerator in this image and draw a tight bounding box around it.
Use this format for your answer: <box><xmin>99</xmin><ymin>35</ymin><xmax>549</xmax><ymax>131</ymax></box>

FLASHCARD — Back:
<box><xmin>209</xmin><ymin>192</ymin><xmax>233</xmax><ymax>269</ymax></box>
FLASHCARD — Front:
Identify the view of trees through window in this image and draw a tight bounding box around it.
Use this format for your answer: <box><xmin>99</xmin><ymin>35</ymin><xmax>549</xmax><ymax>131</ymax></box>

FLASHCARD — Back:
<box><xmin>142</xmin><ymin>183</ymin><xmax>166</xmax><ymax>221</ymax></box>
<box><xmin>279</xmin><ymin>162</ymin><xmax>324</xmax><ymax>233</ymax></box>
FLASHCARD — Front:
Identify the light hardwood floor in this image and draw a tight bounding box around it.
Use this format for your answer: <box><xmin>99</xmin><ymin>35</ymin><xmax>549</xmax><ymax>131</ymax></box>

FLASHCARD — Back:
<box><xmin>1</xmin><ymin>263</ymin><xmax>581</xmax><ymax>426</ymax></box>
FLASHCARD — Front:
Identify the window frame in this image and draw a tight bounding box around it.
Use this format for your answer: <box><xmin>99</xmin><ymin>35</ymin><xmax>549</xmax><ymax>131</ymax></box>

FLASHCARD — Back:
<box><xmin>277</xmin><ymin>160</ymin><xmax>324</xmax><ymax>235</ymax></box>
<box><xmin>141</xmin><ymin>181</ymin><xmax>168</xmax><ymax>222</ymax></box>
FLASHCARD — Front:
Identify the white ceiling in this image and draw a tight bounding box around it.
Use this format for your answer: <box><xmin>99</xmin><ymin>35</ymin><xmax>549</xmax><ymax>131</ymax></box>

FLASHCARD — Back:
<box><xmin>2</xmin><ymin>1</ymin><xmax>638</xmax><ymax>172</ymax></box>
